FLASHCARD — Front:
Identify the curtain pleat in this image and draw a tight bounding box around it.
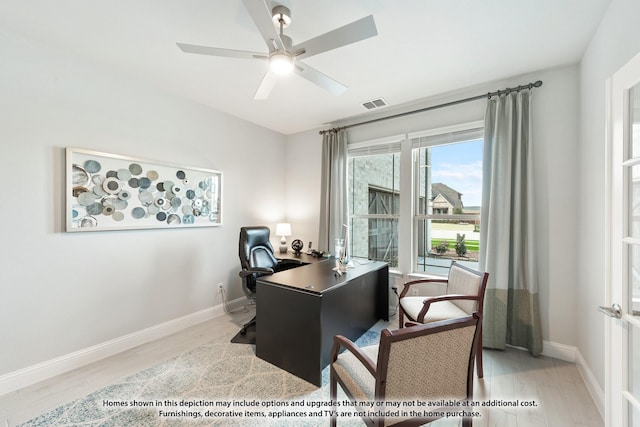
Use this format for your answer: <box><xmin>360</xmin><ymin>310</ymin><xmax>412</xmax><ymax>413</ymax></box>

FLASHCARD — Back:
<box><xmin>319</xmin><ymin>130</ymin><xmax>348</xmax><ymax>253</ymax></box>
<box><xmin>480</xmin><ymin>90</ymin><xmax>543</xmax><ymax>356</ymax></box>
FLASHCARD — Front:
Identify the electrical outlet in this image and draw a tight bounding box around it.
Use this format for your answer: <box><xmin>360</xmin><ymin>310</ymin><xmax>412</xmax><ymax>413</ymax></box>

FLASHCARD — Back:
<box><xmin>411</xmin><ymin>288</ymin><xmax>419</xmax><ymax>296</ymax></box>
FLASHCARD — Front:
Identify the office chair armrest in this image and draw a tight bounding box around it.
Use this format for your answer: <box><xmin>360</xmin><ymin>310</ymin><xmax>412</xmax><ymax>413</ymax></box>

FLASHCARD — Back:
<box><xmin>399</xmin><ymin>278</ymin><xmax>448</xmax><ymax>298</ymax></box>
<box><xmin>239</xmin><ymin>267</ymin><xmax>275</xmax><ymax>278</ymax></box>
<box><xmin>417</xmin><ymin>294</ymin><xmax>479</xmax><ymax>322</ymax></box>
<box><xmin>330</xmin><ymin>335</ymin><xmax>377</xmax><ymax>377</ymax></box>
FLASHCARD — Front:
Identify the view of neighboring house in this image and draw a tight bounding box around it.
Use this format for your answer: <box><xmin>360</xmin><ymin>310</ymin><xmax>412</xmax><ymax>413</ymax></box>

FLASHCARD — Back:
<box><xmin>431</xmin><ymin>182</ymin><xmax>463</xmax><ymax>214</ymax></box>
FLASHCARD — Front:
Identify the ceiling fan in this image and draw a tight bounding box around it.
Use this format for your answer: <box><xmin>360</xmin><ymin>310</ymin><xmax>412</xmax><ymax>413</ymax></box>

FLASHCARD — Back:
<box><xmin>177</xmin><ymin>0</ymin><xmax>378</xmax><ymax>99</ymax></box>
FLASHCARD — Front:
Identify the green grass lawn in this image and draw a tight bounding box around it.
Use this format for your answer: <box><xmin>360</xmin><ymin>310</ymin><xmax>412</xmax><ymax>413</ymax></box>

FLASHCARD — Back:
<box><xmin>431</xmin><ymin>238</ymin><xmax>479</xmax><ymax>251</ymax></box>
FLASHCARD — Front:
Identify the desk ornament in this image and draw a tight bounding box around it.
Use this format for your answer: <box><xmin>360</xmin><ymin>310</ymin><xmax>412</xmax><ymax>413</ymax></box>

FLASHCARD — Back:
<box><xmin>334</xmin><ymin>238</ymin><xmax>348</xmax><ymax>273</ymax></box>
<box><xmin>291</xmin><ymin>239</ymin><xmax>303</xmax><ymax>255</ymax></box>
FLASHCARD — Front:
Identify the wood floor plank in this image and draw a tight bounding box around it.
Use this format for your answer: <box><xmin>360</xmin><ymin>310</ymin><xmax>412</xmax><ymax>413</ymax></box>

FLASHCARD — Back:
<box><xmin>0</xmin><ymin>310</ymin><xmax>604</xmax><ymax>427</ymax></box>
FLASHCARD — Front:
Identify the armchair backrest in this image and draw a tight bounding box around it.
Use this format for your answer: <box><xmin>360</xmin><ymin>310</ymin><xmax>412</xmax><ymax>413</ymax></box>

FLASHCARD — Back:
<box><xmin>447</xmin><ymin>261</ymin><xmax>489</xmax><ymax>315</ymax></box>
<box><xmin>376</xmin><ymin>314</ymin><xmax>480</xmax><ymax>404</ymax></box>
<box><xmin>239</xmin><ymin>226</ymin><xmax>278</xmax><ymax>271</ymax></box>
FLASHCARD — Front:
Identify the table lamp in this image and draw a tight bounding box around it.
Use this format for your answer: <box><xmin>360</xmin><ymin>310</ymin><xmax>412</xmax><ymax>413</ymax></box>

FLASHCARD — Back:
<box><xmin>275</xmin><ymin>223</ymin><xmax>291</xmax><ymax>253</ymax></box>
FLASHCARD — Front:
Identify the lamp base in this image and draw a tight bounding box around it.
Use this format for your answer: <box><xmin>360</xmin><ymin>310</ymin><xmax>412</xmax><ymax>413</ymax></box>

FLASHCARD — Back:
<box><xmin>279</xmin><ymin>236</ymin><xmax>288</xmax><ymax>253</ymax></box>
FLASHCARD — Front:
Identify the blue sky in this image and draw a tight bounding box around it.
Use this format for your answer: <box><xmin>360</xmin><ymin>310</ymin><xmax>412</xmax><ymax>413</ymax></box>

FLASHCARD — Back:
<box><xmin>431</xmin><ymin>139</ymin><xmax>483</xmax><ymax>207</ymax></box>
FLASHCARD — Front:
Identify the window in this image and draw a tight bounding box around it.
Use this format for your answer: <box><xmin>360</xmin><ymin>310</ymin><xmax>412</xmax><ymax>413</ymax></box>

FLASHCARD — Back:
<box><xmin>347</xmin><ymin>123</ymin><xmax>482</xmax><ymax>276</ymax></box>
<box><xmin>348</xmin><ymin>145</ymin><xmax>400</xmax><ymax>268</ymax></box>
<box><xmin>413</xmin><ymin>135</ymin><xmax>483</xmax><ymax>275</ymax></box>
<box><xmin>368</xmin><ymin>186</ymin><xmax>399</xmax><ymax>264</ymax></box>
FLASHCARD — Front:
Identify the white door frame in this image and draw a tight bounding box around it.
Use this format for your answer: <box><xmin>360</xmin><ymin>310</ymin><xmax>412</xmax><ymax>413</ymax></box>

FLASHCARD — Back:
<box><xmin>605</xmin><ymin>50</ymin><xmax>640</xmax><ymax>427</ymax></box>
<box><xmin>604</xmin><ymin>72</ymin><xmax>615</xmax><ymax>427</ymax></box>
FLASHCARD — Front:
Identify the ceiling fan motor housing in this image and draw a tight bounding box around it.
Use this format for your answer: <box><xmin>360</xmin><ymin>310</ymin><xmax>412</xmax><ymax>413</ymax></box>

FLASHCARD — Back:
<box><xmin>271</xmin><ymin>5</ymin><xmax>291</xmax><ymax>28</ymax></box>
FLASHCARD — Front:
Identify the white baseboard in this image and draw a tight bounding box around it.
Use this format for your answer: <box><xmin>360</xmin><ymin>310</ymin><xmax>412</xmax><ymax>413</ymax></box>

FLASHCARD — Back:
<box><xmin>507</xmin><ymin>339</ymin><xmax>576</xmax><ymax>362</ymax></box>
<box><xmin>541</xmin><ymin>339</ymin><xmax>577</xmax><ymax>362</ymax></box>
<box><xmin>539</xmin><ymin>340</ymin><xmax>604</xmax><ymax>419</ymax></box>
<box><xmin>0</xmin><ymin>297</ymin><xmax>247</xmax><ymax>397</ymax></box>
<box><xmin>575</xmin><ymin>349</ymin><xmax>605</xmax><ymax>419</ymax></box>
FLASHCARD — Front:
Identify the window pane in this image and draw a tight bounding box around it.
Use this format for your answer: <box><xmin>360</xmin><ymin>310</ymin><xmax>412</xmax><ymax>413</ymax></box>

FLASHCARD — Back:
<box><xmin>630</xmin><ymin>85</ymin><xmax>640</xmax><ymax>159</ymax></box>
<box><xmin>348</xmin><ymin>152</ymin><xmax>400</xmax><ymax>267</ymax></box>
<box><xmin>631</xmin><ymin>163</ymin><xmax>640</xmax><ymax>239</ymax></box>
<box><xmin>414</xmin><ymin>140</ymin><xmax>482</xmax><ymax>274</ymax></box>
<box><xmin>630</xmin><ymin>323</ymin><xmax>640</xmax><ymax>400</ymax></box>
<box><xmin>631</xmin><ymin>244</ymin><xmax>640</xmax><ymax>316</ymax></box>
<box><xmin>349</xmin><ymin>217</ymin><xmax>369</xmax><ymax>260</ymax></box>
<box><xmin>415</xmin><ymin>218</ymin><xmax>479</xmax><ymax>273</ymax></box>
<box><xmin>349</xmin><ymin>153</ymin><xmax>400</xmax><ymax>215</ymax></box>
<box><xmin>349</xmin><ymin>217</ymin><xmax>398</xmax><ymax>267</ymax></box>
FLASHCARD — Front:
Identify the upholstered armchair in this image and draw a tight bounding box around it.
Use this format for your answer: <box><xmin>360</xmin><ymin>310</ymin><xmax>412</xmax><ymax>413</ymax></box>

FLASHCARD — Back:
<box><xmin>330</xmin><ymin>314</ymin><xmax>481</xmax><ymax>427</ymax></box>
<box><xmin>398</xmin><ymin>261</ymin><xmax>489</xmax><ymax>378</ymax></box>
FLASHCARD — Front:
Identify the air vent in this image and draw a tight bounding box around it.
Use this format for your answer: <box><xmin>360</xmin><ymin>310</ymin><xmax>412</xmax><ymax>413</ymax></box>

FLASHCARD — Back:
<box><xmin>362</xmin><ymin>97</ymin><xmax>388</xmax><ymax>110</ymax></box>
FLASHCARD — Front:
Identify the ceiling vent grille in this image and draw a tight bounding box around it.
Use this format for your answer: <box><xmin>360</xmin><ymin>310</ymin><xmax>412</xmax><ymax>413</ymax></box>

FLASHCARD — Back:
<box><xmin>362</xmin><ymin>98</ymin><xmax>388</xmax><ymax>110</ymax></box>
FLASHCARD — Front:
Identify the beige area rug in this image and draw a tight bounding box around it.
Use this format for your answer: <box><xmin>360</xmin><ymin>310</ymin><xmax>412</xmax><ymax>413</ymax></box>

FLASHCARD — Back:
<box><xmin>17</xmin><ymin>329</ymin><xmax>383</xmax><ymax>427</ymax></box>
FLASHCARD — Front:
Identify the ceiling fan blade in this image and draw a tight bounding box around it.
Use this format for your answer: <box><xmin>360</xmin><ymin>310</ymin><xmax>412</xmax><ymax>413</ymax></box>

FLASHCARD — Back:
<box><xmin>294</xmin><ymin>61</ymin><xmax>348</xmax><ymax>96</ymax></box>
<box><xmin>254</xmin><ymin>70</ymin><xmax>278</xmax><ymax>99</ymax></box>
<box><xmin>241</xmin><ymin>0</ymin><xmax>285</xmax><ymax>52</ymax></box>
<box><xmin>292</xmin><ymin>15</ymin><xmax>377</xmax><ymax>60</ymax></box>
<box><xmin>177</xmin><ymin>43</ymin><xmax>267</xmax><ymax>60</ymax></box>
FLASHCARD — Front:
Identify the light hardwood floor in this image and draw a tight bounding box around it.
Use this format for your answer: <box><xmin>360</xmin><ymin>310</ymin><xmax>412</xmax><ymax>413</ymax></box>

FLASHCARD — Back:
<box><xmin>0</xmin><ymin>307</ymin><xmax>603</xmax><ymax>427</ymax></box>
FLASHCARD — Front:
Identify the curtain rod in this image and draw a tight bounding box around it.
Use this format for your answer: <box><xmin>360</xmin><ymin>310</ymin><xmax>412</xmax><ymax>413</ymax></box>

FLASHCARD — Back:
<box><xmin>319</xmin><ymin>80</ymin><xmax>543</xmax><ymax>135</ymax></box>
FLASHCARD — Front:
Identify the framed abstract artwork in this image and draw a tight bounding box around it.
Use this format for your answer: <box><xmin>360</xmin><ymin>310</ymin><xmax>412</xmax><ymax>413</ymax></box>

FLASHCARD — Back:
<box><xmin>66</xmin><ymin>147</ymin><xmax>222</xmax><ymax>232</ymax></box>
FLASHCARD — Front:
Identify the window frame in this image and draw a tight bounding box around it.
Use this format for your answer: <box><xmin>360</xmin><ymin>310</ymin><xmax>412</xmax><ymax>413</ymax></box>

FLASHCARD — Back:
<box><xmin>347</xmin><ymin>122</ymin><xmax>483</xmax><ymax>278</ymax></box>
<box><xmin>347</xmin><ymin>135</ymin><xmax>403</xmax><ymax>267</ymax></box>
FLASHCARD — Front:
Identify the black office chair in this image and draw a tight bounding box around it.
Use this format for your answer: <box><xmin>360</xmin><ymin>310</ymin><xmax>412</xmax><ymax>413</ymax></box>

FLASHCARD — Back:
<box><xmin>237</xmin><ymin>226</ymin><xmax>301</xmax><ymax>337</ymax></box>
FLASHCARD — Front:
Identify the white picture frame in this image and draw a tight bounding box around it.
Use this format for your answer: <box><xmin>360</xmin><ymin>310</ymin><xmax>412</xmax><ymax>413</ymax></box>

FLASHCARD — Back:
<box><xmin>66</xmin><ymin>147</ymin><xmax>222</xmax><ymax>232</ymax></box>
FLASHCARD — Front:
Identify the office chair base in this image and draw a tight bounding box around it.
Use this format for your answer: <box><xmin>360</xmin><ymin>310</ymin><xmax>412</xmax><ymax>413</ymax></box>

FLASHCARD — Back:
<box><xmin>231</xmin><ymin>324</ymin><xmax>256</xmax><ymax>344</ymax></box>
<box><xmin>240</xmin><ymin>317</ymin><xmax>256</xmax><ymax>335</ymax></box>
<box><xmin>231</xmin><ymin>316</ymin><xmax>257</xmax><ymax>344</ymax></box>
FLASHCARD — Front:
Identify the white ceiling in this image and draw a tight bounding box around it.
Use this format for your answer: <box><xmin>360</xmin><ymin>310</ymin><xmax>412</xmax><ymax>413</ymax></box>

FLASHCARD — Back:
<box><xmin>0</xmin><ymin>0</ymin><xmax>611</xmax><ymax>135</ymax></box>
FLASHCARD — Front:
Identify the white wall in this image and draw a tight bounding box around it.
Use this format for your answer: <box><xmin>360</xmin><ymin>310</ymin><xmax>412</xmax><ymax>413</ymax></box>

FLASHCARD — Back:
<box><xmin>284</xmin><ymin>128</ymin><xmax>323</xmax><ymax>249</ymax></box>
<box><xmin>286</xmin><ymin>64</ymin><xmax>581</xmax><ymax>349</ymax></box>
<box><xmin>0</xmin><ymin>29</ymin><xmax>287</xmax><ymax>376</ymax></box>
<box><xmin>578</xmin><ymin>0</ymin><xmax>640</xmax><ymax>392</ymax></box>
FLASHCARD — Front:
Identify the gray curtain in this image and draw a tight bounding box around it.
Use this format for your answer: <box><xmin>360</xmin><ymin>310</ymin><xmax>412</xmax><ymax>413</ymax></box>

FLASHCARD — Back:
<box><xmin>319</xmin><ymin>130</ymin><xmax>348</xmax><ymax>253</ymax></box>
<box><xmin>480</xmin><ymin>89</ymin><xmax>543</xmax><ymax>356</ymax></box>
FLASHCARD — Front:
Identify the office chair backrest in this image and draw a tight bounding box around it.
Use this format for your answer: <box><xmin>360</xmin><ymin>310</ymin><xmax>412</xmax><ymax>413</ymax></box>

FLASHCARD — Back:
<box><xmin>239</xmin><ymin>226</ymin><xmax>278</xmax><ymax>271</ymax></box>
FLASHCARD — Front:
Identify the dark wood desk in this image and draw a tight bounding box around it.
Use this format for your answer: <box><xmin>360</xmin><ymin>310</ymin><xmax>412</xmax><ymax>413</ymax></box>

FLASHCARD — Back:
<box><xmin>256</xmin><ymin>254</ymin><xmax>388</xmax><ymax>386</ymax></box>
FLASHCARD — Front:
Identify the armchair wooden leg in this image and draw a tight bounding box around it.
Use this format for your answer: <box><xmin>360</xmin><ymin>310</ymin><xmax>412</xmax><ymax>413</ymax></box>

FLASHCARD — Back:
<box><xmin>476</xmin><ymin>325</ymin><xmax>483</xmax><ymax>378</ymax></box>
<box><xmin>330</xmin><ymin>368</ymin><xmax>337</xmax><ymax>427</ymax></box>
<box><xmin>398</xmin><ymin>305</ymin><xmax>404</xmax><ymax>328</ymax></box>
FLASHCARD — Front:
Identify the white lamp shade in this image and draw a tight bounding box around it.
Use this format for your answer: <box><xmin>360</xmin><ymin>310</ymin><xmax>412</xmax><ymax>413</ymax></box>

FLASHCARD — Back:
<box><xmin>275</xmin><ymin>223</ymin><xmax>292</xmax><ymax>237</ymax></box>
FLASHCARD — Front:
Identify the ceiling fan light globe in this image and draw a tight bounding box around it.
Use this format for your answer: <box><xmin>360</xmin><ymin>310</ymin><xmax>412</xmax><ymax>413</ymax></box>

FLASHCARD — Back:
<box><xmin>270</xmin><ymin>53</ymin><xmax>294</xmax><ymax>75</ymax></box>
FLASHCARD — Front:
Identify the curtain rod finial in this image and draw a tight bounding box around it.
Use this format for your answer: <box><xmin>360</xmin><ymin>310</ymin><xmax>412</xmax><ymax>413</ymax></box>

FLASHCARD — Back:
<box><xmin>533</xmin><ymin>80</ymin><xmax>543</xmax><ymax>88</ymax></box>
